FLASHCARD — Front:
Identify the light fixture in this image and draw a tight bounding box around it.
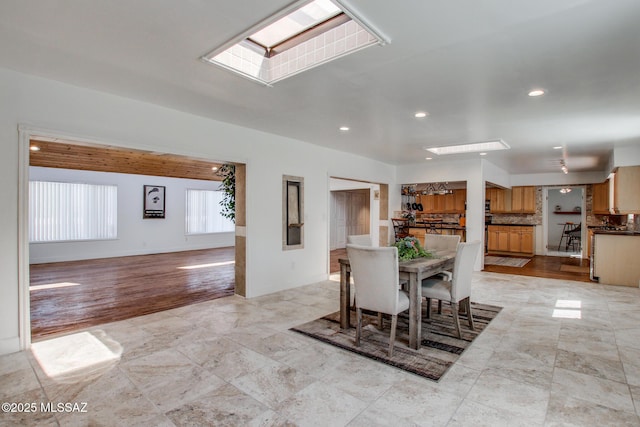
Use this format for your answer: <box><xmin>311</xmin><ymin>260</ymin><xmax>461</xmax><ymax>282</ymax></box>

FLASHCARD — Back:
<box><xmin>414</xmin><ymin>111</ymin><xmax>428</xmax><ymax>118</ymax></box>
<box><xmin>30</xmin><ymin>145</ymin><xmax>40</xmax><ymax>151</ymax></box>
<box><xmin>560</xmin><ymin>159</ymin><xmax>568</xmax><ymax>174</ymax></box>
<box><xmin>424</xmin><ymin>182</ymin><xmax>452</xmax><ymax>195</ymax></box>
<box><xmin>479</xmin><ymin>152</ymin><xmax>487</xmax><ymax>156</ymax></box>
<box><xmin>211</xmin><ymin>166</ymin><xmax>218</xmax><ymax>171</ymax></box>
<box><xmin>425</xmin><ymin>139</ymin><xmax>510</xmax><ymax>156</ymax></box>
<box><xmin>553</xmin><ymin>146</ymin><xmax>563</xmax><ymax>150</ymax></box>
<box><xmin>425</xmin><ymin>157</ymin><xmax>432</xmax><ymax>160</ymax></box>
<box><xmin>339</xmin><ymin>126</ymin><xmax>350</xmax><ymax>132</ymax></box>
<box><xmin>559</xmin><ymin>187</ymin><xmax>572</xmax><ymax>194</ymax></box>
<box><xmin>528</xmin><ymin>89</ymin><xmax>545</xmax><ymax>97</ymax></box>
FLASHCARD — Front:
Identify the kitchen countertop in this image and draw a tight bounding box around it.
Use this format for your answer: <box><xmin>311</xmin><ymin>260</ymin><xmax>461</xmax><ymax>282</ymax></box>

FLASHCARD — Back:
<box><xmin>411</xmin><ymin>222</ymin><xmax>465</xmax><ymax>230</ymax></box>
<box><xmin>487</xmin><ymin>223</ymin><xmax>536</xmax><ymax>227</ymax></box>
<box><xmin>593</xmin><ymin>229</ymin><xmax>640</xmax><ymax>236</ymax></box>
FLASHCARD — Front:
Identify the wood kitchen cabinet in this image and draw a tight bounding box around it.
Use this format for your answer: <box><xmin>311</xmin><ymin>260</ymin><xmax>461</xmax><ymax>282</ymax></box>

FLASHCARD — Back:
<box><xmin>611</xmin><ymin>166</ymin><xmax>640</xmax><ymax>214</ymax></box>
<box><xmin>592</xmin><ymin>181</ymin><xmax>609</xmax><ymax>214</ymax></box>
<box><xmin>508</xmin><ymin>226</ymin><xmax>534</xmax><ymax>254</ymax></box>
<box><xmin>487</xmin><ymin>225</ymin><xmax>534</xmax><ymax>255</ymax></box>
<box><xmin>511</xmin><ymin>186</ymin><xmax>536</xmax><ymax>213</ymax></box>
<box><xmin>487</xmin><ymin>225</ymin><xmax>510</xmax><ymax>252</ymax></box>
<box><xmin>487</xmin><ymin>188</ymin><xmax>510</xmax><ymax>213</ymax></box>
<box><xmin>454</xmin><ymin>189</ymin><xmax>466</xmax><ymax>213</ymax></box>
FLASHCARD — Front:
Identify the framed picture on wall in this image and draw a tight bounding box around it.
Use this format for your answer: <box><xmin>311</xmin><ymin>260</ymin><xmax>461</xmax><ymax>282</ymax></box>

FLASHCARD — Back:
<box><xmin>143</xmin><ymin>185</ymin><xmax>165</xmax><ymax>218</ymax></box>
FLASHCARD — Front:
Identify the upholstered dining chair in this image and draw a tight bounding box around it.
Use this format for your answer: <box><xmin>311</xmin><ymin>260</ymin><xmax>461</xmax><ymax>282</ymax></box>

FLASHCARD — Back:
<box><xmin>347</xmin><ymin>234</ymin><xmax>372</xmax><ymax>246</ymax></box>
<box><xmin>346</xmin><ymin>244</ymin><xmax>409</xmax><ymax>357</ymax></box>
<box><xmin>423</xmin><ymin>234</ymin><xmax>460</xmax><ymax>258</ymax></box>
<box><xmin>421</xmin><ymin>240</ymin><xmax>481</xmax><ymax>339</ymax></box>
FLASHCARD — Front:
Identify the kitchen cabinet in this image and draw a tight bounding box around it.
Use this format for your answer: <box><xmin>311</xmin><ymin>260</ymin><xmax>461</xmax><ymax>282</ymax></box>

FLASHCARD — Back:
<box><xmin>593</xmin><ymin>233</ymin><xmax>640</xmax><ymax>287</ymax></box>
<box><xmin>487</xmin><ymin>225</ymin><xmax>534</xmax><ymax>255</ymax></box>
<box><xmin>454</xmin><ymin>189</ymin><xmax>466</xmax><ymax>213</ymax></box>
<box><xmin>508</xmin><ymin>226</ymin><xmax>534</xmax><ymax>254</ymax></box>
<box><xmin>487</xmin><ymin>188</ymin><xmax>510</xmax><ymax>213</ymax></box>
<box><xmin>511</xmin><ymin>186</ymin><xmax>536</xmax><ymax>213</ymax></box>
<box><xmin>611</xmin><ymin>166</ymin><xmax>640</xmax><ymax>214</ymax></box>
<box><xmin>415</xmin><ymin>190</ymin><xmax>466</xmax><ymax>214</ymax></box>
<box><xmin>487</xmin><ymin>225</ymin><xmax>510</xmax><ymax>252</ymax></box>
<box><xmin>592</xmin><ymin>181</ymin><xmax>609</xmax><ymax>214</ymax></box>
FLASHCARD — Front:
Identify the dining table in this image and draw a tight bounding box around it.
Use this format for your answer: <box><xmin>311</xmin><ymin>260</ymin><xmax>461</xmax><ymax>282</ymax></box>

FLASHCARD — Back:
<box><xmin>339</xmin><ymin>254</ymin><xmax>455</xmax><ymax>350</ymax></box>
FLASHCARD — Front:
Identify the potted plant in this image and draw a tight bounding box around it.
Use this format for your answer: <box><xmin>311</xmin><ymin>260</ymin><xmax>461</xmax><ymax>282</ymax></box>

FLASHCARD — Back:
<box><xmin>217</xmin><ymin>164</ymin><xmax>235</xmax><ymax>223</ymax></box>
<box><xmin>393</xmin><ymin>236</ymin><xmax>433</xmax><ymax>261</ymax></box>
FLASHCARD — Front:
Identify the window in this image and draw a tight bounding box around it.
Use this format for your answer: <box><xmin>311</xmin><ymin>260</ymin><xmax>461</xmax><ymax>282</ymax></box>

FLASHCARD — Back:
<box><xmin>29</xmin><ymin>181</ymin><xmax>117</xmax><ymax>242</ymax></box>
<box><xmin>186</xmin><ymin>189</ymin><xmax>235</xmax><ymax>234</ymax></box>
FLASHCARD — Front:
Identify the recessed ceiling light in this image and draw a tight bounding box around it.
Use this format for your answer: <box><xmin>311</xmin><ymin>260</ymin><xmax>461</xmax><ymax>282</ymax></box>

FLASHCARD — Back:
<box><xmin>528</xmin><ymin>89</ymin><xmax>545</xmax><ymax>97</ymax></box>
<box><xmin>553</xmin><ymin>146</ymin><xmax>563</xmax><ymax>150</ymax></box>
<box><xmin>339</xmin><ymin>126</ymin><xmax>350</xmax><ymax>132</ymax></box>
<box><xmin>414</xmin><ymin>111</ymin><xmax>429</xmax><ymax>118</ymax></box>
<box><xmin>479</xmin><ymin>152</ymin><xmax>487</xmax><ymax>156</ymax></box>
<box><xmin>425</xmin><ymin>139</ymin><xmax>510</xmax><ymax>156</ymax></box>
<box><xmin>30</xmin><ymin>146</ymin><xmax>40</xmax><ymax>151</ymax></box>
<box><xmin>425</xmin><ymin>157</ymin><xmax>432</xmax><ymax>160</ymax></box>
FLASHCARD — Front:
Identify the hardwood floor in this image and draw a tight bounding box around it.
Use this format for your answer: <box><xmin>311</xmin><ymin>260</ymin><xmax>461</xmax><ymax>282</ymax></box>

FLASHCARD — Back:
<box><xmin>330</xmin><ymin>249</ymin><xmax>592</xmax><ymax>283</ymax></box>
<box><xmin>30</xmin><ymin>247</ymin><xmax>235</xmax><ymax>341</ymax></box>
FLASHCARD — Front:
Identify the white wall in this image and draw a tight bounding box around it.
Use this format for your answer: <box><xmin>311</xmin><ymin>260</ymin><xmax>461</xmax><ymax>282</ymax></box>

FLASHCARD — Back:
<box><xmin>29</xmin><ymin>167</ymin><xmax>233</xmax><ymax>263</ymax></box>
<box><xmin>0</xmin><ymin>67</ymin><xmax>396</xmax><ymax>354</ymax></box>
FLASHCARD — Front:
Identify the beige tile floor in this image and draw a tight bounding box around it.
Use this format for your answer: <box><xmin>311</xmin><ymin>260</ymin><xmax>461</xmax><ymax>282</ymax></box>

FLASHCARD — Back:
<box><xmin>2</xmin><ymin>271</ymin><xmax>640</xmax><ymax>426</ymax></box>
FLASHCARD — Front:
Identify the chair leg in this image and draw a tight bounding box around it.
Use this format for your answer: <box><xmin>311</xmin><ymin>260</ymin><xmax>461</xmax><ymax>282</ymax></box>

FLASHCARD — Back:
<box><xmin>355</xmin><ymin>307</ymin><xmax>362</xmax><ymax>347</ymax></box>
<box><xmin>425</xmin><ymin>298</ymin><xmax>432</xmax><ymax>319</ymax></box>
<box><xmin>465</xmin><ymin>297</ymin><xmax>475</xmax><ymax>331</ymax></box>
<box><xmin>451</xmin><ymin>302</ymin><xmax>462</xmax><ymax>339</ymax></box>
<box><xmin>389</xmin><ymin>314</ymin><xmax>398</xmax><ymax>357</ymax></box>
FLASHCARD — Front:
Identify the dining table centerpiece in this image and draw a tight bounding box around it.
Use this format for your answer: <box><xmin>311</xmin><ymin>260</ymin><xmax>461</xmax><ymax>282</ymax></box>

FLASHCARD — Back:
<box><xmin>393</xmin><ymin>236</ymin><xmax>433</xmax><ymax>261</ymax></box>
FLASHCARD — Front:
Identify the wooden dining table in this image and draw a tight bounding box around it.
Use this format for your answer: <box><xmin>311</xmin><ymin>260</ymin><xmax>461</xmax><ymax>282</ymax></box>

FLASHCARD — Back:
<box><xmin>339</xmin><ymin>254</ymin><xmax>455</xmax><ymax>350</ymax></box>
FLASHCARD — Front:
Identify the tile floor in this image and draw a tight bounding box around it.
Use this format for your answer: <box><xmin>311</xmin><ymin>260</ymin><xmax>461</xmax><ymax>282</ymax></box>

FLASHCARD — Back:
<box><xmin>2</xmin><ymin>272</ymin><xmax>640</xmax><ymax>426</ymax></box>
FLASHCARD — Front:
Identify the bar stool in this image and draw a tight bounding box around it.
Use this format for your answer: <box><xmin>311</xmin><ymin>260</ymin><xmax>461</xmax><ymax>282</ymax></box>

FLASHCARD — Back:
<box><xmin>558</xmin><ymin>222</ymin><xmax>580</xmax><ymax>251</ymax></box>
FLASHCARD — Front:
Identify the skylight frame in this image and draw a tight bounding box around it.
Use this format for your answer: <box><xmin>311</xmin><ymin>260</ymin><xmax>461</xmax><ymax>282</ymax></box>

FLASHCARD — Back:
<box><xmin>425</xmin><ymin>139</ymin><xmax>511</xmax><ymax>156</ymax></box>
<box><xmin>200</xmin><ymin>0</ymin><xmax>389</xmax><ymax>86</ymax></box>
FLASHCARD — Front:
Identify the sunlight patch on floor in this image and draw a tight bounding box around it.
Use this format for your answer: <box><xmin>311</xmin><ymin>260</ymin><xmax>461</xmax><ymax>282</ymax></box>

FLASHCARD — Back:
<box><xmin>31</xmin><ymin>331</ymin><xmax>122</xmax><ymax>382</ymax></box>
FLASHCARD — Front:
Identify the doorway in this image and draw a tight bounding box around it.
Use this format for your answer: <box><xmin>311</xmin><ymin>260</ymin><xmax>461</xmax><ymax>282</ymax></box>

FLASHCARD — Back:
<box><xmin>18</xmin><ymin>127</ymin><xmax>246</xmax><ymax>349</ymax></box>
<box><xmin>543</xmin><ymin>186</ymin><xmax>586</xmax><ymax>258</ymax></box>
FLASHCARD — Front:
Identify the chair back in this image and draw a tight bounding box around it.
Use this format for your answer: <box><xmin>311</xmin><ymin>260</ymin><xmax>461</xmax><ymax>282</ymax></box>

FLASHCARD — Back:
<box><xmin>450</xmin><ymin>241</ymin><xmax>481</xmax><ymax>302</ymax></box>
<box><xmin>391</xmin><ymin>218</ymin><xmax>410</xmax><ymax>241</ymax></box>
<box><xmin>347</xmin><ymin>234</ymin><xmax>372</xmax><ymax>246</ymax></box>
<box><xmin>346</xmin><ymin>244</ymin><xmax>400</xmax><ymax>314</ymax></box>
<box><xmin>423</xmin><ymin>234</ymin><xmax>460</xmax><ymax>255</ymax></box>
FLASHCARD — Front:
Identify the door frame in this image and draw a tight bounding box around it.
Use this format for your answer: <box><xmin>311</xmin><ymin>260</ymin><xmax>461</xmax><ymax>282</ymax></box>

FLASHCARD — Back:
<box><xmin>17</xmin><ymin>124</ymin><xmax>246</xmax><ymax>350</ymax></box>
<box><xmin>542</xmin><ymin>185</ymin><xmax>587</xmax><ymax>258</ymax></box>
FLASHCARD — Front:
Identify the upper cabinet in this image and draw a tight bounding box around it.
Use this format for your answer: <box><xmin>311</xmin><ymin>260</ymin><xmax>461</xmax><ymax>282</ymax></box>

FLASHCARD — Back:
<box><xmin>486</xmin><ymin>187</ymin><xmax>510</xmax><ymax>213</ymax></box>
<box><xmin>592</xmin><ymin>180</ymin><xmax>610</xmax><ymax>214</ymax></box>
<box><xmin>611</xmin><ymin>166</ymin><xmax>640</xmax><ymax>214</ymax></box>
<box><xmin>416</xmin><ymin>189</ymin><xmax>466</xmax><ymax>214</ymax></box>
<box><xmin>511</xmin><ymin>186</ymin><xmax>536</xmax><ymax>213</ymax></box>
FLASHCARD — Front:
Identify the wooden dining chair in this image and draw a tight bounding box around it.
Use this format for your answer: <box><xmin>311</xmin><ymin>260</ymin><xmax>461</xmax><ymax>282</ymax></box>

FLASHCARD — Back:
<box><xmin>346</xmin><ymin>244</ymin><xmax>409</xmax><ymax>357</ymax></box>
<box><xmin>421</xmin><ymin>240</ymin><xmax>481</xmax><ymax>339</ymax></box>
<box><xmin>391</xmin><ymin>218</ymin><xmax>411</xmax><ymax>242</ymax></box>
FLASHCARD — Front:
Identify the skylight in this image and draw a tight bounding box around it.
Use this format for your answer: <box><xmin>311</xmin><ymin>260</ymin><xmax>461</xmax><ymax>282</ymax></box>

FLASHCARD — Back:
<box><xmin>425</xmin><ymin>139</ymin><xmax>510</xmax><ymax>156</ymax></box>
<box><xmin>201</xmin><ymin>0</ymin><xmax>388</xmax><ymax>85</ymax></box>
<box><xmin>249</xmin><ymin>0</ymin><xmax>342</xmax><ymax>49</ymax></box>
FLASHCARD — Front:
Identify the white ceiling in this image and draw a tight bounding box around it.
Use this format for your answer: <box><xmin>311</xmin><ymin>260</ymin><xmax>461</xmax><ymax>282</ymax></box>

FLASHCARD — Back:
<box><xmin>1</xmin><ymin>0</ymin><xmax>639</xmax><ymax>173</ymax></box>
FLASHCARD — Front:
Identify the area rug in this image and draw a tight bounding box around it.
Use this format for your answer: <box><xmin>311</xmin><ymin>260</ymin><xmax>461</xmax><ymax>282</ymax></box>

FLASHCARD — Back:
<box><xmin>290</xmin><ymin>301</ymin><xmax>502</xmax><ymax>381</ymax></box>
<box><xmin>484</xmin><ymin>256</ymin><xmax>531</xmax><ymax>267</ymax></box>
<box><xmin>560</xmin><ymin>264</ymin><xmax>590</xmax><ymax>274</ymax></box>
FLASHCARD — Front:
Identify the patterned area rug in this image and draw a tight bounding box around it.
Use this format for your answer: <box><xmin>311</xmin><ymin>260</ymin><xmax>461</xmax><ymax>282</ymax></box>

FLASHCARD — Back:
<box><xmin>484</xmin><ymin>256</ymin><xmax>531</xmax><ymax>267</ymax></box>
<box><xmin>290</xmin><ymin>301</ymin><xmax>502</xmax><ymax>381</ymax></box>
